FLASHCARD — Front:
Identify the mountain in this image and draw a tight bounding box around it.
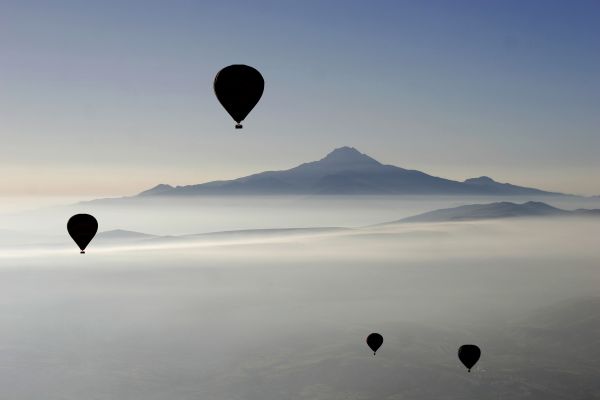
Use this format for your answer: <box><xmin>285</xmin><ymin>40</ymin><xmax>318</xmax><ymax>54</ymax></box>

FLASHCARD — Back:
<box><xmin>395</xmin><ymin>201</ymin><xmax>598</xmax><ymax>223</ymax></box>
<box><xmin>462</xmin><ymin>175</ymin><xmax>560</xmax><ymax>195</ymax></box>
<box><xmin>138</xmin><ymin>184</ymin><xmax>175</xmax><ymax>196</ymax></box>
<box><xmin>134</xmin><ymin>147</ymin><xmax>567</xmax><ymax>197</ymax></box>
<box><xmin>96</xmin><ymin>229</ymin><xmax>158</xmax><ymax>242</ymax></box>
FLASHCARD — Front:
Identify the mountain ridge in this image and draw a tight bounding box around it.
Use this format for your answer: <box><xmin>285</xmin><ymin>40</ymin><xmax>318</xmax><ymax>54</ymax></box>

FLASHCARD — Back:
<box><xmin>133</xmin><ymin>147</ymin><xmax>569</xmax><ymax>197</ymax></box>
<box><xmin>103</xmin><ymin>202</ymin><xmax>600</xmax><ymax>241</ymax></box>
<box><xmin>393</xmin><ymin>201</ymin><xmax>599</xmax><ymax>223</ymax></box>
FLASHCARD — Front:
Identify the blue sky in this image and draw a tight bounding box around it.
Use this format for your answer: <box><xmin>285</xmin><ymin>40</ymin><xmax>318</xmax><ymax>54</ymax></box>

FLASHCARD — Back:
<box><xmin>1</xmin><ymin>0</ymin><xmax>599</xmax><ymax>195</ymax></box>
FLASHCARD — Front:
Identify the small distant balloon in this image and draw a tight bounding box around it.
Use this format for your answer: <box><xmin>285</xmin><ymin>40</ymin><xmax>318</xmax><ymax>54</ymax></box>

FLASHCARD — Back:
<box><xmin>214</xmin><ymin>64</ymin><xmax>264</xmax><ymax>129</ymax></box>
<box><xmin>67</xmin><ymin>214</ymin><xmax>98</xmax><ymax>254</ymax></box>
<box><xmin>458</xmin><ymin>344</ymin><xmax>481</xmax><ymax>372</ymax></box>
<box><xmin>366</xmin><ymin>333</ymin><xmax>383</xmax><ymax>355</ymax></box>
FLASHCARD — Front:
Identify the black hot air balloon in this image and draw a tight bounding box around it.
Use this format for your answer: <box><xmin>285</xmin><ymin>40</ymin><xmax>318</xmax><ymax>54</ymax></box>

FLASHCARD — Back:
<box><xmin>214</xmin><ymin>64</ymin><xmax>264</xmax><ymax>129</ymax></box>
<box><xmin>366</xmin><ymin>333</ymin><xmax>383</xmax><ymax>355</ymax></box>
<box><xmin>458</xmin><ymin>344</ymin><xmax>481</xmax><ymax>372</ymax></box>
<box><xmin>67</xmin><ymin>214</ymin><xmax>98</xmax><ymax>254</ymax></box>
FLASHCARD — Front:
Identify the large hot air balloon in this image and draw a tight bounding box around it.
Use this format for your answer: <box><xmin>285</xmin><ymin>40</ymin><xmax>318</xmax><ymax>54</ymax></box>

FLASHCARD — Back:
<box><xmin>366</xmin><ymin>333</ymin><xmax>383</xmax><ymax>355</ymax></box>
<box><xmin>458</xmin><ymin>344</ymin><xmax>481</xmax><ymax>372</ymax></box>
<box><xmin>214</xmin><ymin>64</ymin><xmax>264</xmax><ymax>129</ymax></box>
<box><xmin>67</xmin><ymin>214</ymin><xmax>98</xmax><ymax>254</ymax></box>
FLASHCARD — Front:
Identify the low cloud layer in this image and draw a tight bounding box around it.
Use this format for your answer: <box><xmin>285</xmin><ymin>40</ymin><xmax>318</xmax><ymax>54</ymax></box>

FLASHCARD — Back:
<box><xmin>0</xmin><ymin>200</ymin><xmax>598</xmax><ymax>399</ymax></box>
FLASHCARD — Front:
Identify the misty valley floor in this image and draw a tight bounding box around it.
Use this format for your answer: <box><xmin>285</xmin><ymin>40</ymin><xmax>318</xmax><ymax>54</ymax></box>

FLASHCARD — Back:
<box><xmin>0</xmin><ymin>217</ymin><xmax>599</xmax><ymax>399</ymax></box>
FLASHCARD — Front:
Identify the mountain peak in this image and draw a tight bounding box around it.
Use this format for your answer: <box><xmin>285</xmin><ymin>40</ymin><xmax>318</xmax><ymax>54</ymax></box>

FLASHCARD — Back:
<box><xmin>464</xmin><ymin>176</ymin><xmax>497</xmax><ymax>184</ymax></box>
<box><xmin>138</xmin><ymin>184</ymin><xmax>174</xmax><ymax>196</ymax></box>
<box><xmin>319</xmin><ymin>146</ymin><xmax>381</xmax><ymax>166</ymax></box>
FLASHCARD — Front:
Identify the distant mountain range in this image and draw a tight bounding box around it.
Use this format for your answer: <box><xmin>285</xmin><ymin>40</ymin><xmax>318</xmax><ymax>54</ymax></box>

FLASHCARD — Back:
<box><xmin>3</xmin><ymin>201</ymin><xmax>598</xmax><ymax>254</ymax></box>
<box><xmin>136</xmin><ymin>147</ymin><xmax>568</xmax><ymax>197</ymax></box>
<box><xmin>395</xmin><ymin>201</ymin><xmax>600</xmax><ymax>223</ymax></box>
<box><xmin>91</xmin><ymin>202</ymin><xmax>598</xmax><ymax>245</ymax></box>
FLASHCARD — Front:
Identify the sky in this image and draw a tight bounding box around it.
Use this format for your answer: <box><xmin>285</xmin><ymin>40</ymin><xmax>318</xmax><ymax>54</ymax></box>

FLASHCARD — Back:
<box><xmin>0</xmin><ymin>0</ymin><xmax>599</xmax><ymax>197</ymax></box>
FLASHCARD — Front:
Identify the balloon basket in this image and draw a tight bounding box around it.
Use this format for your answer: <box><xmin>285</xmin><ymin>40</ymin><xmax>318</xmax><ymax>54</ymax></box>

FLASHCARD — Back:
<box><xmin>80</xmin><ymin>250</ymin><xmax>85</xmax><ymax>254</ymax></box>
<box><xmin>235</xmin><ymin>124</ymin><xmax>243</xmax><ymax>129</ymax></box>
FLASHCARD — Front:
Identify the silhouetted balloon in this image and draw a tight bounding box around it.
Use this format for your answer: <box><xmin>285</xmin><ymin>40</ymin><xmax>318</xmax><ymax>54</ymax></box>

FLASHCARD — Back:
<box><xmin>366</xmin><ymin>333</ymin><xmax>383</xmax><ymax>355</ymax></box>
<box><xmin>67</xmin><ymin>214</ymin><xmax>98</xmax><ymax>254</ymax></box>
<box><xmin>458</xmin><ymin>344</ymin><xmax>481</xmax><ymax>372</ymax></box>
<box><xmin>214</xmin><ymin>65</ymin><xmax>264</xmax><ymax>129</ymax></box>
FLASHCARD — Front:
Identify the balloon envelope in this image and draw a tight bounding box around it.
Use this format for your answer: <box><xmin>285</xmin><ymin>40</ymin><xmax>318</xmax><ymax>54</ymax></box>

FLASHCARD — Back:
<box><xmin>366</xmin><ymin>333</ymin><xmax>383</xmax><ymax>355</ymax></box>
<box><xmin>67</xmin><ymin>214</ymin><xmax>98</xmax><ymax>254</ymax></box>
<box><xmin>214</xmin><ymin>65</ymin><xmax>264</xmax><ymax>128</ymax></box>
<box><xmin>458</xmin><ymin>344</ymin><xmax>481</xmax><ymax>372</ymax></box>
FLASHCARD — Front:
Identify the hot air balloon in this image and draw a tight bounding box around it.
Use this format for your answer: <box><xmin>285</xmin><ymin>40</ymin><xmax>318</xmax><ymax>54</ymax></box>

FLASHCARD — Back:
<box><xmin>67</xmin><ymin>214</ymin><xmax>98</xmax><ymax>254</ymax></box>
<box><xmin>458</xmin><ymin>344</ymin><xmax>481</xmax><ymax>372</ymax></box>
<box><xmin>214</xmin><ymin>64</ymin><xmax>264</xmax><ymax>129</ymax></box>
<box><xmin>366</xmin><ymin>333</ymin><xmax>383</xmax><ymax>355</ymax></box>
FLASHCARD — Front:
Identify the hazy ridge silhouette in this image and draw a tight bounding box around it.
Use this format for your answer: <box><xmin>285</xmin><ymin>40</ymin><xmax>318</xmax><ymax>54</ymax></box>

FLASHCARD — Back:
<box><xmin>135</xmin><ymin>147</ymin><xmax>567</xmax><ymax>197</ymax></box>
